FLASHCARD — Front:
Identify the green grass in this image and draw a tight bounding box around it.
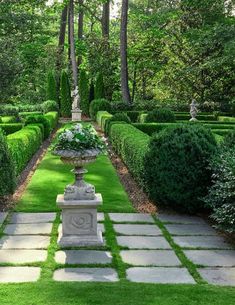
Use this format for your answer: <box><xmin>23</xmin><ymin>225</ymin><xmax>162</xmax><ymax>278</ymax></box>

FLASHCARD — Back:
<box><xmin>16</xmin><ymin>153</ymin><xmax>134</xmax><ymax>213</ymax></box>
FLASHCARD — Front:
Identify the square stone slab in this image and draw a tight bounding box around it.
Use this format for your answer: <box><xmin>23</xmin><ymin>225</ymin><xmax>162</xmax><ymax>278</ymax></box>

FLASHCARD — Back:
<box><xmin>114</xmin><ymin>224</ymin><xmax>162</xmax><ymax>236</ymax></box>
<box><xmin>109</xmin><ymin>213</ymin><xmax>154</xmax><ymax>223</ymax></box>
<box><xmin>0</xmin><ymin>250</ymin><xmax>47</xmax><ymax>264</ymax></box>
<box><xmin>53</xmin><ymin>268</ymin><xmax>119</xmax><ymax>282</ymax></box>
<box><xmin>120</xmin><ymin>250</ymin><xmax>181</xmax><ymax>266</ymax></box>
<box><xmin>117</xmin><ymin>236</ymin><xmax>171</xmax><ymax>249</ymax></box>
<box><xmin>173</xmin><ymin>236</ymin><xmax>233</xmax><ymax>249</ymax></box>
<box><xmin>184</xmin><ymin>250</ymin><xmax>235</xmax><ymax>266</ymax></box>
<box><xmin>97</xmin><ymin>213</ymin><xmax>104</xmax><ymax>222</ymax></box>
<box><xmin>158</xmin><ymin>213</ymin><xmax>206</xmax><ymax>224</ymax></box>
<box><xmin>10</xmin><ymin>213</ymin><xmax>56</xmax><ymax>224</ymax></box>
<box><xmin>55</xmin><ymin>250</ymin><xmax>112</xmax><ymax>264</ymax></box>
<box><xmin>165</xmin><ymin>224</ymin><xmax>217</xmax><ymax>236</ymax></box>
<box><xmin>4</xmin><ymin>223</ymin><xmax>53</xmax><ymax>235</ymax></box>
<box><xmin>127</xmin><ymin>267</ymin><xmax>195</xmax><ymax>284</ymax></box>
<box><xmin>0</xmin><ymin>235</ymin><xmax>50</xmax><ymax>249</ymax></box>
<box><xmin>58</xmin><ymin>223</ymin><xmax>105</xmax><ymax>234</ymax></box>
<box><xmin>0</xmin><ymin>267</ymin><xmax>41</xmax><ymax>283</ymax></box>
<box><xmin>0</xmin><ymin>212</ymin><xmax>7</xmax><ymax>224</ymax></box>
<box><xmin>198</xmin><ymin>268</ymin><xmax>235</xmax><ymax>286</ymax></box>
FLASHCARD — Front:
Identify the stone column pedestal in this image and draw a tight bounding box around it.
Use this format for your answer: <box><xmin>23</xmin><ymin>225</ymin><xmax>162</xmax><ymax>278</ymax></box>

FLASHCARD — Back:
<box><xmin>72</xmin><ymin>109</ymin><xmax>82</xmax><ymax>122</ymax></box>
<box><xmin>57</xmin><ymin>193</ymin><xmax>104</xmax><ymax>247</ymax></box>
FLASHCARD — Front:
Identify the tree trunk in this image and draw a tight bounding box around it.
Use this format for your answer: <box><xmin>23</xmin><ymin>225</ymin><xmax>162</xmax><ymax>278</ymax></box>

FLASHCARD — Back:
<box><xmin>120</xmin><ymin>0</ymin><xmax>131</xmax><ymax>104</ymax></box>
<box><xmin>102</xmin><ymin>1</ymin><xmax>110</xmax><ymax>39</ymax></box>
<box><xmin>77</xmin><ymin>0</ymin><xmax>84</xmax><ymax>68</ymax></box>
<box><xmin>69</xmin><ymin>0</ymin><xmax>80</xmax><ymax>108</ymax></box>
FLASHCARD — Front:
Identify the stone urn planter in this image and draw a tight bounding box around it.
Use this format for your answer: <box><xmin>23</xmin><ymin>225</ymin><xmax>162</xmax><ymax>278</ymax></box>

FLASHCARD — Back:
<box><xmin>52</xmin><ymin>124</ymin><xmax>105</xmax><ymax>247</ymax></box>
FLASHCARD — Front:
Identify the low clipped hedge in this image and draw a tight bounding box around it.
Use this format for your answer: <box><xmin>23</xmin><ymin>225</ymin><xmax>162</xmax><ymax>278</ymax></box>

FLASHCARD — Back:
<box><xmin>144</xmin><ymin>124</ymin><xmax>217</xmax><ymax>213</ymax></box>
<box><xmin>0</xmin><ymin>116</ymin><xmax>17</xmax><ymax>123</ymax></box>
<box><xmin>96</xmin><ymin>111</ymin><xmax>113</xmax><ymax>131</ymax></box>
<box><xmin>110</xmin><ymin>124</ymin><xmax>150</xmax><ymax>187</ymax></box>
<box><xmin>111</xmin><ymin>111</ymin><xmax>143</xmax><ymax>123</ymax></box>
<box><xmin>44</xmin><ymin>111</ymin><xmax>59</xmax><ymax>130</ymax></box>
<box><xmin>0</xmin><ymin>123</ymin><xmax>24</xmax><ymax>135</ymax></box>
<box><xmin>89</xmin><ymin>99</ymin><xmax>111</xmax><ymax>120</ymax></box>
<box><xmin>105</xmin><ymin>113</ymin><xmax>131</xmax><ymax>136</ymax></box>
<box><xmin>19</xmin><ymin>111</ymin><xmax>43</xmax><ymax>121</ymax></box>
<box><xmin>0</xmin><ymin>129</ymin><xmax>16</xmax><ymax>197</ymax></box>
<box><xmin>175</xmin><ymin>114</ymin><xmax>217</xmax><ymax>121</ymax></box>
<box><xmin>218</xmin><ymin>116</ymin><xmax>235</xmax><ymax>123</ymax></box>
<box><xmin>25</xmin><ymin>115</ymin><xmax>50</xmax><ymax>139</ymax></box>
<box><xmin>7</xmin><ymin>126</ymin><xmax>43</xmax><ymax>176</ymax></box>
<box><xmin>146</xmin><ymin>108</ymin><xmax>176</xmax><ymax>123</ymax></box>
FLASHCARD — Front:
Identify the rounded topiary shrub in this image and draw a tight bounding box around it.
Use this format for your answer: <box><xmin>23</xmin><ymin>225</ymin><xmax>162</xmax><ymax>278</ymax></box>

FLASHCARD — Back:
<box><xmin>89</xmin><ymin>99</ymin><xmax>111</xmax><ymax>120</ymax></box>
<box><xmin>144</xmin><ymin>124</ymin><xmax>217</xmax><ymax>213</ymax></box>
<box><xmin>105</xmin><ymin>112</ymin><xmax>131</xmax><ymax>135</ymax></box>
<box><xmin>145</xmin><ymin>108</ymin><xmax>175</xmax><ymax>123</ymax></box>
<box><xmin>0</xmin><ymin>129</ymin><xmax>16</xmax><ymax>197</ymax></box>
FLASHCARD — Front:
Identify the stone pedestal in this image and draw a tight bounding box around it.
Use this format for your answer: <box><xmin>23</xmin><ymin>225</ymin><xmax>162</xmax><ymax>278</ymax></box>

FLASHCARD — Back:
<box><xmin>57</xmin><ymin>193</ymin><xmax>104</xmax><ymax>247</ymax></box>
<box><xmin>72</xmin><ymin>110</ymin><xmax>82</xmax><ymax>122</ymax></box>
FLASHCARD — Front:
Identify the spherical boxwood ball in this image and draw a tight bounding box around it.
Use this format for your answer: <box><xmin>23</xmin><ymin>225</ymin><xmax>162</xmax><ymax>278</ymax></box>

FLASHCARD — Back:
<box><xmin>144</xmin><ymin>124</ymin><xmax>217</xmax><ymax>213</ymax></box>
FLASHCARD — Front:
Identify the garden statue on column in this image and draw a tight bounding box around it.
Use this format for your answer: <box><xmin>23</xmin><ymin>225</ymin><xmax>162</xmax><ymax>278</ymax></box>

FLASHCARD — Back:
<box><xmin>71</xmin><ymin>86</ymin><xmax>82</xmax><ymax>121</ymax></box>
<box><xmin>190</xmin><ymin>99</ymin><xmax>198</xmax><ymax>122</ymax></box>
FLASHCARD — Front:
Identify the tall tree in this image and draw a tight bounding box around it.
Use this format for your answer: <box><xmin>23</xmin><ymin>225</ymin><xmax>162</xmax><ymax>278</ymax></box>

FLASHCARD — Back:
<box><xmin>77</xmin><ymin>0</ymin><xmax>84</xmax><ymax>68</ymax></box>
<box><xmin>120</xmin><ymin>0</ymin><xmax>131</xmax><ymax>104</ymax></box>
<box><xmin>69</xmin><ymin>0</ymin><xmax>80</xmax><ymax>108</ymax></box>
<box><xmin>102</xmin><ymin>1</ymin><xmax>110</xmax><ymax>38</ymax></box>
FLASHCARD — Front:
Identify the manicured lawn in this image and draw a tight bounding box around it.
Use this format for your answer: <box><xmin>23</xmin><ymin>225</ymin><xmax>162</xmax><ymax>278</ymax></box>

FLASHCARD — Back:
<box><xmin>16</xmin><ymin>153</ymin><xmax>134</xmax><ymax>213</ymax></box>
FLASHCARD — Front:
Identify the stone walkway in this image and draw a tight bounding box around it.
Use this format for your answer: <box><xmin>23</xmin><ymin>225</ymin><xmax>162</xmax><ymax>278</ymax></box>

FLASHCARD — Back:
<box><xmin>0</xmin><ymin>212</ymin><xmax>234</xmax><ymax>285</ymax></box>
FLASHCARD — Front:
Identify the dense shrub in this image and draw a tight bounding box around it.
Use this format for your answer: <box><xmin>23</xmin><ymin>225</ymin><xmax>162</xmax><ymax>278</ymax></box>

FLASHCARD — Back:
<box><xmin>18</xmin><ymin>104</ymin><xmax>42</xmax><ymax>113</ymax></box>
<box><xmin>0</xmin><ymin>129</ymin><xmax>16</xmax><ymax>197</ymax></box>
<box><xmin>110</xmin><ymin>124</ymin><xmax>150</xmax><ymax>187</ymax></box>
<box><xmin>0</xmin><ymin>123</ymin><xmax>23</xmax><ymax>135</ymax></box>
<box><xmin>133</xmin><ymin>123</ymin><xmax>179</xmax><ymax>136</ymax></box>
<box><xmin>44</xmin><ymin>112</ymin><xmax>59</xmax><ymax>130</ymax></box>
<box><xmin>7</xmin><ymin>126</ymin><xmax>43</xmax><ymax>176</ymax></box>
<box><xmin>0</xmin><ymin>105</ymin><xmax>19</xmax><ymax>116</ymax></box>
<box><xmin>110</xmin><ymin>101</ymin><xmax>133</xmax><ymax>112</ymax></box>
<box><xmin>46</xmin><ymin>70</ymin><xmax>57</xmax><ymax>102</ymax></box>
<box><xmin>144</xmin><ymin>125</ymin><xmax>217</xmax><ymax>213</ymax></box>
<box><xmin>95</xmin><ymin>73</ymin><xmax>105</xmax><ymax>99</ymax></box>
<box><xmin>60</xmin><ymin>70</ymin><xmax>72</xmax><ymax>117</ymax></box>
<box><xmin>89</xmin><ymin>82</ymin><xmax>95</xmax><ymax>103</ymax></box>
<box><xmin>105</xmin><ymin>113</ymin><xmax>131</xmax><ymax>135</ymax></box>
<box><xmin>223</xmin><ymin>129</ymin><xmax>235</xmax><ymax>148</ymax></box>
<box><xmin>19</xmin><ymin>112</ymin><xmax>42</xmax><ymax>121</ymax></box>
<box><xmin>89</xmin><ymin>99</ymin><xmax>111</xmax><ymax>120</ymax></box>
<box><xmin>146</xmin><ymin>108</ymin><xmax>176</xmax><ymax>123</ymax></box>
<box><xmin>134</xmin><ymin>100</ymin><xmax>159</xmax><ymax>111</ymax></box>
<box><xmin>79</xmin><ymin>70</ymin><xmax>90</xmax><ymax>116</ymax></box>
<box><xmin>41</xmin><ymin>100</ymin><xmax>58</xmax><ymax>113</ymax></box>
<box><xmin>1</xmin><ymin>116</ymin><xmax>17</xmax><ymax>123</ymax></box>
<box><xmin>25</xmin><ymin>115</ymin><xmax>50</xmax><ymax>139</ymax></box>
<box><xmin>204</xmin><ymin>148</ymin><xmax>235</xmax><ymax>234</ymax></box>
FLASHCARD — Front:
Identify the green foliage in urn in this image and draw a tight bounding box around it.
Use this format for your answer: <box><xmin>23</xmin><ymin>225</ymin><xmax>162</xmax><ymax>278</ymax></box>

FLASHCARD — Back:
<box><xmin>60</xmin><ymin>70</ymin><xmax>72</xmax><ymax>117</ymax></box>
<box><xmin>79</xmin><ymin>70</ymin><xmax>90</xmax><ymax>116</ymax></box>
<box><xmin>0</xmin><ymin>129</ymin><xmax>16</xmax><ymax>197</ymax></box>
<box><xmin>53</xmin><ymin>124</ymin><xmax>105</xmax><ymax>153</ymax></box>
<box><xmin>144</xmin><ymin>124</ymin><xmax>217</xmax><ymax>213</ymax></box>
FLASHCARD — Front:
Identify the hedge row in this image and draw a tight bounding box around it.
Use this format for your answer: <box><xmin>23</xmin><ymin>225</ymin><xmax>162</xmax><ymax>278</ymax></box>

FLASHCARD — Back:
<box><xmin>7</xmin><ymin>126</ymin><xmax>43</xmax><ymax>176</ymax></box>
<box><xmin>110</xmin><ymin>124</ymin><xmax>150</xmax><ymax>187</ymax></box>
<box><xmin>96</xmin><ymin>111</ymin><xmax>113</xmax><ymax>131</ymax></box>
<box><xmin>0</xmin><ymin>116</ymin><xmax>17</xmax><ymax>123</ymax></box>
<box><xmin>0</xmin><ymin>123</ymin><xmax>23</xmax><ymax>135</ymax></box>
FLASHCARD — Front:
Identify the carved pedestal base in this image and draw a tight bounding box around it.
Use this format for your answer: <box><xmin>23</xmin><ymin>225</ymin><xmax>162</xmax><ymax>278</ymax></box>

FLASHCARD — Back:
<box><xmin>56</xmin><ymin>193</ymin><xmax>104</xmax><ymax>247</ymax></box>
<box><xmin>72</xmin><ymin>109</ymin><xmax>82</xmax><ymax>122</ymax></box>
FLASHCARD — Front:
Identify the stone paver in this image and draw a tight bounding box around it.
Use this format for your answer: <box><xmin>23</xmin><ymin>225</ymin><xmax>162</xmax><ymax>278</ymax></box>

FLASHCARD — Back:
<box><xmin>184</xmin><ymin>250</ymin><xmax>235</xmax><ymax>266</ymax></box>
<box><xmin>158</xmin><ymin>213</ymin><xmax>206</xmax><ymax>224</ymax></box>
<box><xmin>97</xmin><ymin>213</ymin><xmax>104</xmax><ymax>222</ymax></box>
<box><xmin>165</xmin><ymin>224</ymin><xmax>217</xmax><ymax>236</ymax></box>
<box><xmin>109</xmin><ymin>213</ymin><xmax>154</xmax><ymax>223</ymax></box>
<box><xmin>0</xmin><ymin>250</ymin><xmax>47</xmax><ymax>264</ymax></box>
<box><xmin>55</xmin><ymin>250</ymin><xmax>112</xmax><ymax>265</ymax></box>
<box><xmin>117</xmin><ymin>236</ymin><xmax>171</xmax><ymax>249</ymax></box>
<box><xmin>0</xmin><ymin>235</ymin><xmax>50</xmax><ymax>249</ymax></box>
<box><xmin>53</xmin><ymin>268</ymin><xmax>119</xmax><ymax>282</ymax></box>
<box><xmin>114</xmin><ymin>224</ymin><xmax>162</xmax><ymax>236</ymax></box>
<box><xmin>10</xmin><ymin>212</ymin><xmax>56</xmax><ymax>224</ymax></box>
<box><xmin>173</xmin><ymin>236</ymin><xmax>233</xmax><ymax>249</ymax></box>
<box><xmin>198</xmin><ymin>268</ymin><xmax>235</xmax><ymax>286</ymax></box>
<box><xmin>0</xmin><ymin>212</ymin><xmax>7</xmax><ymax>224</ymax></box>
<box><xmin>4</xmin><ymin>223</ymin><xmax>53</xmax><ymax>235</ymax></box>
<box><xmin>127</xmin><ymin>267</ymin><xmax>195</xmax><ymax>284</ymax></box>
<box><xmin>0</xmin><ymin>267</ymin><xmax>41</xmax><ymax>283</ymax></box>
<box><xmin>120</xmin><ymin>250</ymin><xmax>181</xmax><ymax>266</ymax></box>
